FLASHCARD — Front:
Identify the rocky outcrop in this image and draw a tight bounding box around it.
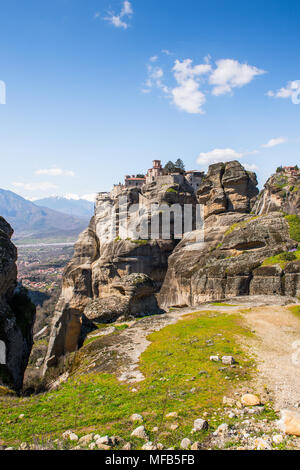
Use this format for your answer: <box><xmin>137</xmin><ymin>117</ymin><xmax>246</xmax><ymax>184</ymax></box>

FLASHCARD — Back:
<box><xmin>0</xmin><ymin>217</ymin><xmax>35</xmax><ymax>392</ymax></box>
<box><xmin>159</xmin><ymin>162</ymin><xmax>299</xmax><ymax>307</ymax></box>
<box><xmin>159</xmin><ymin>212</ymin><xmax>299</xmax><ymax>306</ymax></box>
<box><xmin>253</xmin><ymin>168</ymin><xmax>300</xmax><ymax>216</ymax></box>
<box><xmin>197</xmin><ymin>161</ymin><xmax>258</xmax><ymax>219</ymax></box>
<box><xmin>43</xmin><ymin>178</ymin><xmax>195</xmax><ymax>372</ymax></box>
<box><xmin>84</xmin><ymin>273</ymin><xmax>161</xmax><ymax>323</ymax></box>
<box><xmin>44</xmin><ymin>161</ymin><xmax>300</xmax><ymax>373</ymax></box>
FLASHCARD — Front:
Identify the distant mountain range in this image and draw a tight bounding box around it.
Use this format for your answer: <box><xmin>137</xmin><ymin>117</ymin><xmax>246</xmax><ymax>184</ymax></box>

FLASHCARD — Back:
<box><xmin>34</xmin><ymin>196</ymin><xmax>94</xmax><ymax>219</ymax></box>
<box><xmin>0</xmin><ymin>189</ymin><xmax>90</xmax><ymax>243</ymax></box>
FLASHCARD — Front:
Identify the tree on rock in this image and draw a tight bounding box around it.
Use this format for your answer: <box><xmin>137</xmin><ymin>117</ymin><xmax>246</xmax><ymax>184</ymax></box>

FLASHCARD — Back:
<box><xmin>175</xmin><ymin>158</ymin><xmax>185</xmax><ymax>170</ymax></box>
<box><xmin>164</xmin><ymin>161</ymin><xmax>176</xmax><ymax>173</ymax></box>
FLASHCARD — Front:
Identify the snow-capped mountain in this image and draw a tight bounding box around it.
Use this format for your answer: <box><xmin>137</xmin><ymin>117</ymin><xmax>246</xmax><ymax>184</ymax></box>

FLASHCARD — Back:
<box><xmin>33</xmin><ymin>195</ymin><xmax>95</xmax><ymax>219</ymax></box>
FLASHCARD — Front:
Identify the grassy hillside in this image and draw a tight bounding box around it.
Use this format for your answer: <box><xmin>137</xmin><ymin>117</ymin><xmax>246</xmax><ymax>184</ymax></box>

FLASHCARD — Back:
<box><xmin>0</xmin><ymin>310</ymin><xmax>258</xmax><ymax>448</ymax></box>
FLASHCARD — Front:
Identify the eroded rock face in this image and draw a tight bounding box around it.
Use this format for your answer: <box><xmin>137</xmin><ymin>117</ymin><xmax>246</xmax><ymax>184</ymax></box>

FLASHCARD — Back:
<box><xmin>159</xmin><ymin>212</ymin><xmax>298</xmax><ymax>307</ymax></box>
<box><xmin>159</xmin><ymin>163</ymin><xmax>299</xmax><ymax>308</ymax></box>
<box><xmin>253</xmin><ymin>168</ymin><xmax>300</xmax><ymax>216</ymax></box>
<box><xmin>197</xmin><ymin>161</ymin><xmax>258</xmax><ymax>219</ymax></box>
<box><xmin>43</xmin><ymin>178</ymin><xmax>194</xmax><ymax>371</ymax></box>
<box><xmin>44</xmin><ymin>161</ymin><xmax>300</xmax><ymax>373</ymax></box>
<box><xmin>84</xmin><ymin>273</ymin><xmax>161</xmax><ymax>323</ymax></box>
<box><xmin>0</xmin><ymin>217</ymin><xmax>35</xmax><ymax>392</ymax></box>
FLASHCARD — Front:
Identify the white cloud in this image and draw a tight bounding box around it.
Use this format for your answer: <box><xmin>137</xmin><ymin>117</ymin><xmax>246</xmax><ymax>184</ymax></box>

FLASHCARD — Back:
<box><xmin>81</xmin><ymin>193</ymin><xmax>97</xmax><ymax>202</ymax></box>
<box><xmin>64</xmin><ymin>193</ymin><xmax>97</xmax><ymax>202</ymax></box>
<box><xmin>142</xmin><ymin>64</ymin><xmax>169</xmax><ymax>94</ymax></box>
<box><xmin>162</xmin><ymin>49</ymin><xmax>172</xmax><ymax>56</ymax></box>
<box><xmin>172</xmin><ymin>59</ymin><xmax>212</xmax><ymax>83</ymax></box>
<box><xmin>12</xmin><ymin>182</ymin><xmax>58</xmax><ymax>192</ymax></box>
<box><xmin>262</xmin><ymin>137</ymin><xmax>287</xmax><ymax>148</ymax></box>
<box><xmin>243</xmin><ymin>163</ymin><xmax>258</xmax><ymax>171</ymax></box>
<box><xmin>35</xmin><ymin>168</ymin><xmax>75</xmax><ymax>177</ymax></box>
<box><xmin>267</xmin><ymin>80</ymin><xmax>300</xmax><ymax>104</ymax></box>
<box><xmin>171</xmin><ymin>79</ymin><xmax>206</xmax><ymax>114</ymax></box>
<box><xmin>197</xmin><ymin>148</ymin><xmax>244</xmax><ymax>165</ymax></box>
<box><xmin>209</xmin><ymin>59</ymin><xmax>265</xmax><ymax>96</ymax></box>
<box><xmin>122</xmin><ymin>0</ymin><xmax>133</xmax><ymax>15</ymax></box>
<box><xmin>143</xmin><ymin>58</ymin><xmax>211</xmax><ymax>113</ymax></box>
<box><xmin>144</xmin><ymin>56</ymin><xmax>266</xmax><ymax>114</ymax></box>
<box><xmin>171</xmin><ymin>59</ymin><xmax>211</xmax><ymax>114</ymax></box>
<box><xmin>103</xmin><ymin>1</ymin><xmax>133</xmax><ymax>30</ymax></box>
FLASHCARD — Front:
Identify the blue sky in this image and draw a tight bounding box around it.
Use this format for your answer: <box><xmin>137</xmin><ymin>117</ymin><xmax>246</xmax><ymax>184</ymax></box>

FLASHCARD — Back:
<box><xmin>0</xmin><ymin>0</ymin><xmax>300</xmax><ymax>200</ymax></box>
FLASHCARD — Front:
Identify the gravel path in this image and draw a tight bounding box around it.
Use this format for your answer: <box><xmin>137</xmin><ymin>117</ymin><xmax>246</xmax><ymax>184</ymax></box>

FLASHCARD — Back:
<box><xmin>242</xmin><ymin>305</ymin><xmax>300</xmax><ymax>410</ymax></box>
<box><xmin>117</xmin><ymin>295</ymin><xmax>299</xmax><ymax>390</ymax></box>
<box><xmin>82</xmin><ymin>295</ymin><xmax>300</xmax><ymax>412</ymax></box>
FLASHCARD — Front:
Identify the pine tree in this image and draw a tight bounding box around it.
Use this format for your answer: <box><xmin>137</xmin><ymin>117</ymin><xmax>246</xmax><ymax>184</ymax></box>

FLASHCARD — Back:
<box><xmin>164</xmin><ymin>161</ymin><xmax>176</xmax><ymax>172</ymax></box>
<box><xmin>175</xmin><ymin>158</ymin><xmax>185</xmax><ymax>170</ymax></box>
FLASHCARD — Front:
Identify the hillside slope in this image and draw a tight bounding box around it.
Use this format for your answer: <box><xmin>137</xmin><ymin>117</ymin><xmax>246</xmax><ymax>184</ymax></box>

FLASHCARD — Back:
<box><xmin>0</xmin><ymin>189</ymin><xmax>88</xmax><ymax>242</ymax></box>
<box><xmin>34</xmin><ymin>196</ymin><xmax>94</xmax><ymax>219</ymax></box>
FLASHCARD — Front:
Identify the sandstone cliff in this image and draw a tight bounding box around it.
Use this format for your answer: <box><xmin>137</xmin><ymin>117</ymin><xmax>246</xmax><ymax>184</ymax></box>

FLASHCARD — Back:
<box><xmin>197</xmin><ymin>160</ymin><xmax>258</xmax><ymax>218</ymax></box>
<box><xmin>159</xmin><ymin>212</ymin><xmax>299</xmax><ymax>307</ymax></box>
<box><xmin>253</xmin><ymin>168</ymin><xmax>300</xmax><ymax>215</ymax></box>
<box><xmin>159</xmin><ymin>162</ymin><xmax>299</xmax><ymax>307</ymax></box>
<box><xmin>0</xmin><ymin>217</ymin><xmax>35</xmax><ymax>392</ymax></box>
<box><xmin>43</xmin><ymin>178</ymin><xmax>195</xmax><ymax>372</ymax></box>
<box><xmin>43</xmin><ymin>161</ymin><xmax>300</xmax><ymax>373</ymax></box>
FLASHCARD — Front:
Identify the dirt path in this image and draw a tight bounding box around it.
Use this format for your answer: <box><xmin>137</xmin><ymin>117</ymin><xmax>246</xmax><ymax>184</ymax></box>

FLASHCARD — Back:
<box><xmin>80</xmin><ymin>295</ymin><xmax>300</xmax><ymax>412</ymax></box>
<box><xmin>117</xmin><ymin>303</ymin><xmax>244</xmax><ymax>383</ymax></box>
<box><xmin>117</xmin><ymin>310</ymin><xmax>188</xmax><ymax>383</ymax></box>
<box><xmin>118</xmin><ymin>297</ymin><xmax>300</xmax><ymax>412</ymax></box>
<box><xmin>242</xmin><ymin>305</ymin><xmax>300</xmax><ymax>410</ymax></box>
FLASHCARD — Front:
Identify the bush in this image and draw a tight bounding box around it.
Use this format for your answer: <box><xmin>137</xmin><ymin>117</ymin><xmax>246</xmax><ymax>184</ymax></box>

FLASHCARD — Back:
<box><xmin>285</xmin><ymin>214</ymin><xmax>300</xmax><ymax>242</ymax></box>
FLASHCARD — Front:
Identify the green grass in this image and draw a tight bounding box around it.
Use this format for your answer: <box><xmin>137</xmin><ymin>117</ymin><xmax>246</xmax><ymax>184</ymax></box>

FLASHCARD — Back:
<box><xmin>210</xmin><ymin>302</ymin><xmax>237</xmax><ymax>307</ymax></box>
<box><xmin>285</xmin><ymin>214</ymin><xmax>300</xmax><ymax>242</ymax></box>
<box><xmin>288</xmin><ymin>305</ymin><xmax>300</xmax><ymax>318</ymax></box>
<box><xmin>166</xmin><ymin>187</ymin><xmax>178</xmax><ymax>193</ymax></box>
<box><xmin>131</xmin><ymin>239</ymin><xmax>149</xmax><ymax>246</ymax></box>
<box><xmin>224</xmin><ymin>217</ymin><xmax>259</xmax><ymax>237</ymax></box>
<box><xmin>83</xmin><ymin>324</ymin><xmax>130</xmax><ymax>345</ymax></box>
<box><xmin>274</xmin><ymin>175</ymin><xmax>288</xmax><ymax>190</ymax></box>
<box><xmin>0</xmin><ymin>311</ymin><xmax>254</xmax><ymax>448</ymax></box>
<box><xmin>262</xmin><ymin>249</ymin><xmax>300</xmax><ymax>269</ymax></box>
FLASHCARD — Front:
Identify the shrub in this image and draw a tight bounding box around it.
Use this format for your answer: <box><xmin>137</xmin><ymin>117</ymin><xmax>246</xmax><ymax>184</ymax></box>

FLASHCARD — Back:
<box><xmin>285</xmin><ymin>214</ymin><xmax>300</xmax><ymax>242</ymax></box>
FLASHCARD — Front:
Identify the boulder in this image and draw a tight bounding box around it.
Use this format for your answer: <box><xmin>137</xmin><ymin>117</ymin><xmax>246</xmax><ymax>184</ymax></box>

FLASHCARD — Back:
<box><xmin>191</xmin><ymin>441</ymin><xmax>201</xmax><ymax>450</ymax></box>
<box><xmin>84</xmin><ymin>273</ymin><xmax>162</xmax><ymax>323</ymax></box>
<box><xmin>213</xmin><ymin>423</ymin><xmax>229</xmax><ymax>436</ymax></box>
<box><xmin>221</xmin><ymin>356</ymin><xmax>236</xmax><ymax>365</ymax></box>
<box><xmin>180</xmin><ymin>438</ymin><xmax>192</xmax><ymax>449</ymax></box>
<box><xmin>95</xmin><ymin>436</ymin><xmax>110</xmax><ymax>446</ymax></box>
<box><xmin>131</xmin><ymin>426</ymin><xmax>148</xmax><ymax>440</ymax></box>
<box><xmin>253</xmin><ymin>438</ymin><xmax>272</xmax><ymax>450</ymax></box>
<box><xmin>122</xmin><ymin>442</ymin><xmax>132</xmax><ymax>450</ymax></box>
<box><xmin>166</xmin><ymin>411</ymin><xmax>178</xmax><ymax>419</ymax></box>
<box><xmin>130</xmin><ymin>413</ymin><xmax>143</xmax><ymax>422</ymax></box>
<box><xmin>241</xmin><ymin>394</ymin><xmax>261</xmax><ymax>406</ymax></box>
<box><xmin>142</xmin><ymin>442</ymin><xmax>156</xmax><ymax>450</ymax></box>
<box><xmin>78</xmin><ymin>434</ymin><xmax>94</xmax><ymax>445</ymax></box>
<box><xmin>278</xmin><ymin>409</ymin><xmax>300</xmax><ymax>436</ymax></box>
<box><xmin>210</xmin><ymin>355</ymin><xmax>219</xmax><ymax>362</ymax></box>
<box><xmin>193</xmin><ymin>418</ymin><xmax>209</xmax><ymax>432</ymax></box>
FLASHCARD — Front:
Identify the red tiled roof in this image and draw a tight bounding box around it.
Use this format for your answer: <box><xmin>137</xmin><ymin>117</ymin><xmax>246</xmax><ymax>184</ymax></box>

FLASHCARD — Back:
<box><xmin>125</xmin><ymin>177</ymin><xmax>146</xmax><ymax>181</ymax></box>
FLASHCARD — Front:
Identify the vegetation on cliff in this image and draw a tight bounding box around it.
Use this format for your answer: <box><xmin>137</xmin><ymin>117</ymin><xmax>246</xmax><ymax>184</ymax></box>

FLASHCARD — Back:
<box><xmin>0</xmin><ymin>310</ymin><xmax>254</xmax><ymax>448</ymax></box>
